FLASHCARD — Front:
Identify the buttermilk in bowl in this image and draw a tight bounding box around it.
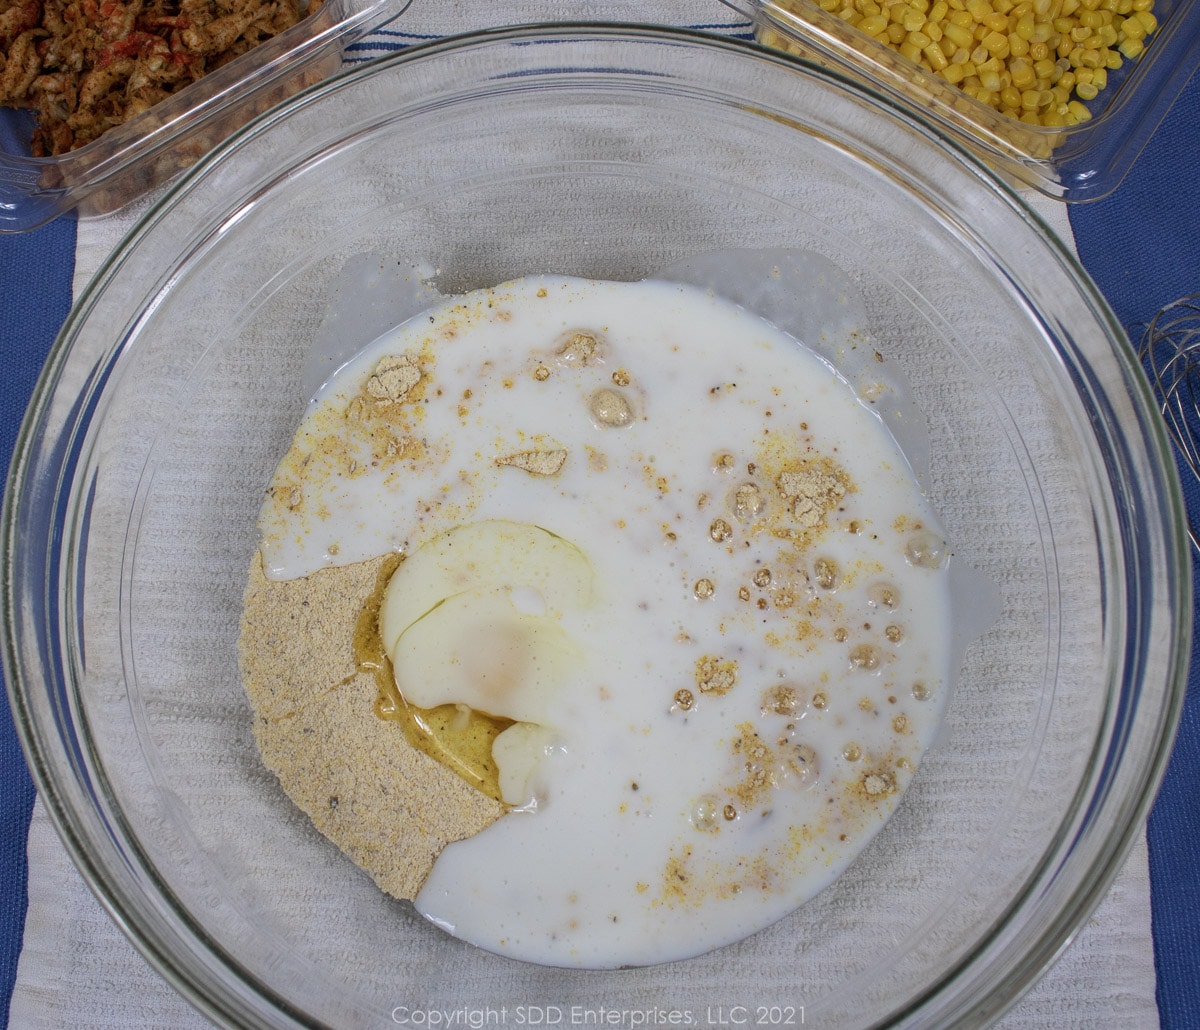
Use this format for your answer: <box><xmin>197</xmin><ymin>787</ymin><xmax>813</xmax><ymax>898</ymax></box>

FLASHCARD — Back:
<box><xmin>239</xmin><ymin>273</ymin><xmax>958</xmax><ymax>968</ymax></box>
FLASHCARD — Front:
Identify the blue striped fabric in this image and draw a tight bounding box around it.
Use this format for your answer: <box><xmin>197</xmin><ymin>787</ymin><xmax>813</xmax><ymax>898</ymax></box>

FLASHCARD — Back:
<box><xmin>342</xmin><ymin>20</ymin><xmax>756</xmax><ymax>62</ymax></box>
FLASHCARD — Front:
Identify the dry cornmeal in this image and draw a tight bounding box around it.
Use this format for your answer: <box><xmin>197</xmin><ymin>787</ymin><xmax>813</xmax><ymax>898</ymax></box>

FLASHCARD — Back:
<box><xmin>239</xmin><ymin>552</ymin><xmax>502</xmax><ymax>899</ymax></box>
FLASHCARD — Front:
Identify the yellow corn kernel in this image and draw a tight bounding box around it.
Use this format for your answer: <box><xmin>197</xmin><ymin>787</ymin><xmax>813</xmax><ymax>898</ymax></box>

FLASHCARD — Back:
<box><xmin>1057</xmin><ymin>69</ymin><xmax>1076</xmax><ymax>89</ymax></box>
<box><xmin>1001</xmin><ymin>83</ymin><xmax>1023</xmax><ymax>105</ymax></box>
<box><xmin>1075</xmin><ymin>80</ymin><xmax>1099</xmax><ymax>98</ymax></box>
<box><xmin>1120</xmin><ymin>14</ymin><xmax>1146</xmax><ymax>37</ymax></box>
<box><xmin>1080</xmin><ymin>46</ymin><xmax>1102</xmax><ymax>65</ymax></box>
<box><xmin>1042</xmin><ymin>106</ymin><xmax>1066</xmax><ymax>125</ymax></box>
<box><xmin>931</xmin><ymin>0</ymin><xmax>950</xmax><ymax>18</ymax></box>
<box><xmin>1091</xmin><ymin>65</ymin><xmax>1108</xmax><ymax>87</ymax></box>
<box><xmin>1067</xmin><ymin>98</ymin><xmax>1092</xmax><ymax>119</ymax></box>
<box><xmin>1078</xmin><ymin>8</ymin><xmax>1104</xmax><ymax>24</ymax></box>
<box><xmin>1015</xmin><ymin>10</ymin><xmax>1037</xmax><ymax>35</ymax></box>
<box><xmin>981</xmin><ymin>28</ymin><xmax>1007</xmax><ymax>53</ymax></box>
<box><xmin>1075</xmin><ymin>65</ymin><xmax>1093</xmax><ymax>81</ymax></box>
<box><xmin>1118</xmin><ymin>35</ymin><xmax>1143</xmax><ymax>57</ymax></box>
<box><xmin>1098</xmin><ymin>23</ymin><xmax>1118</xmax><ymax>43</ymax></box>
<box><xmin>1135</xmin><ymin>9</ymin><xmax>1157</xmax><ymax>31</ymax></box>
<box><xmin>887</xmin><ymin>22</ymin><xmax>908</xmax><ymax>41</ymax></box>
<box><xmin>1131</xmin><ymin>0</ymin><xmax>1153</xmax><ymax>8</ymax></box>
<box><xmin>942</xmin><ymin>60</ymin><xmax>968</xmax><ymax>81</ymax></box>
<box><xmin>1069</xmin><ymin>24</ymin><xmax>1092</xmax><ymax>39</ymax></box>
<box><xmin>949</xmin><ymin>7</ymin><xmax>976</xmax><ymax>24</ymax></box>
<box><xmin>1007</xmin><ymin>56</ymin><xmax>1035</xmax><ymax>85</ymax></box>
<box><xmin>980</xmin><ymin>67</ymin><xmax>1003</xmax><ymax>90</ymax></box>
<box><xmin>925</xmin><ymin>19</ymin><xmax>945</xmax><ymax>40</ymax></box>
<box><xmin>907</xmin><ymin>27</ymin><xmax>934</xmax><ymax>46</ymax></box>
<box><xmin>967</xmin><ymin>0</ymin><xmax>993</xmax><ymax>18</ymax></box>
<box><xmin>900</xmin><ymin>39</ymin><xmax>924</xmax><ymax>60</ymax></box>
<box><xmin>860</xmin><ymin>13</ymin><xmax>891</xmax><ymax>33</ymax></box>
<box><xmin>944</xmin><ymin>19</ymin><xmax>975</xmax><ymax>45</ymax></box>
<box><xmin>924</xmin><ymin>40</ymin><xmax>950</xmax><ymax>65</ymax></box>
<box><xmin>985</xmin><ymin>10</ymin><xmax>1011</xmax><ymax>29</ymax></box>
<box><xmin>1028</xmin><ymin>39</ymin><xmax>1050</xmax><ymax>58</ymax></box>
<box><xmin>1008</xmin><ymin>32</ymin><xmax>1030</xmax><ymax>55</ymax></box>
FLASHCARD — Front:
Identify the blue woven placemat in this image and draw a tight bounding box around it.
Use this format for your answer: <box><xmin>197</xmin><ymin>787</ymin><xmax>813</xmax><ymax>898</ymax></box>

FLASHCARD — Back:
<box><xmin>1069</xmin><ymin>67</ymin><xmax>1200</xmax><ymax>1030</ymax></box>
<box><xmin>0</xmin><ymin>212</ymin><xmax>76</xmax><ymax>1025</ymax></box>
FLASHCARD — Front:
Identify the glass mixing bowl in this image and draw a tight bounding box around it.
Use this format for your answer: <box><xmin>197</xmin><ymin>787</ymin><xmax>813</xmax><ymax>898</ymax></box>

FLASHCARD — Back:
<box><xmin>2</xmin><ymin>23</ymin><xmax>1189</xmax><ymax>1029</ymax></box>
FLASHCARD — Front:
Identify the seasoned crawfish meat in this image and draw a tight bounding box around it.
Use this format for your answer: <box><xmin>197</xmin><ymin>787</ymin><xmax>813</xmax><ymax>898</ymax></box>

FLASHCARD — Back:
<box><xmin>0</xmin><ymin>0</ymin><xmax>320</xmax><ymax>154</ymax></box>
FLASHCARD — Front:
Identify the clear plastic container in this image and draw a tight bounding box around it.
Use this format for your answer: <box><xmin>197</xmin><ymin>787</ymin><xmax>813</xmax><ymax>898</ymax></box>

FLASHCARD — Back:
<box><xmin>721</xmin><ymin>0</ymin><xmax>1200</xmax><ymax>200</ymax></box>
<box><xmin>0</xmin><ymin>0</ymin><xmax>410</xmax><ymax>231</ymax></box>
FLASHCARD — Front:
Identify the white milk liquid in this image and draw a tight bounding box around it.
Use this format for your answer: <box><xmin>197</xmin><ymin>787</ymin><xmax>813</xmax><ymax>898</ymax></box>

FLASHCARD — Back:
<box><xmin>258</xmin><ymin>275</ymin><xmax>956</xmax><ymax>968</ymax></box>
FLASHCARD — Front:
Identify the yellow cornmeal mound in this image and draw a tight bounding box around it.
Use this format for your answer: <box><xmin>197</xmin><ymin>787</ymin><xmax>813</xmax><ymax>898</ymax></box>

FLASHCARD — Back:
<box><xmin>238</xmin><ymin>551</ymin><xmax>504</xmax><ymax>899</ymax></box>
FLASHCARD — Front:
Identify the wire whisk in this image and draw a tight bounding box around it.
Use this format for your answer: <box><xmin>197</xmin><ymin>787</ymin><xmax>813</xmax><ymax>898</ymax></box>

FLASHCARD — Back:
<box><xmin>1138</xmin><ymin>293</ymin><xmax>1200</xmax><ymax>552</ymax></box>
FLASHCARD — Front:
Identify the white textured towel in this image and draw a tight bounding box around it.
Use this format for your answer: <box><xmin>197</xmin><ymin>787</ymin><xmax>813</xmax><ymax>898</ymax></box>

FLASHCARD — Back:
<box><xmin>8</xmin><ymin>2</ymin><xmax>1159</xmax><ymax>1027</ymax></box>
